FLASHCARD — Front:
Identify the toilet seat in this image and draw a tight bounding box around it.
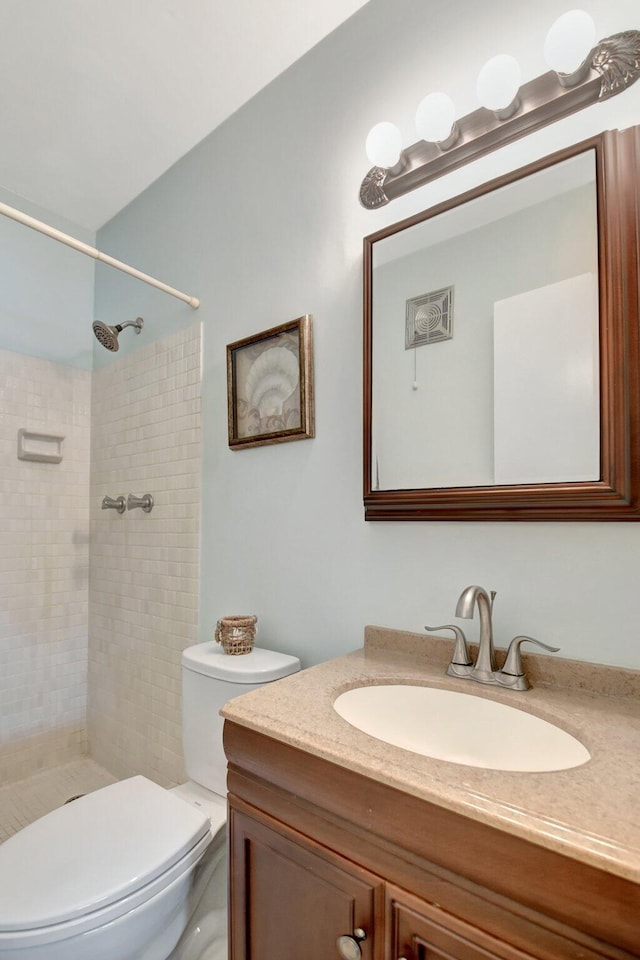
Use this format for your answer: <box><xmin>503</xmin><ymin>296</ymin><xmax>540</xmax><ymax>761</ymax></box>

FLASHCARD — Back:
<box><xmin>0</xmin><ymin>776</ymin><xmax>211</xmax><ymax>950</ymax></box>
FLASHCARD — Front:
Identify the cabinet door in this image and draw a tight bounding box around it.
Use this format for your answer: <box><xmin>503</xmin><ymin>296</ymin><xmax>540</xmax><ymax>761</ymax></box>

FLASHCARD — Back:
<box><xmin>389</xmin><ymin>886</ymin><xmax>616</xmax><ymax>960</ymax></box>
<box><xmin>390</xmin><ymin>889</ymin><xmax>535</xmax><ymax>960</ymax></box>
<box><xmin>229</xmin><ymin>805</ymin><xmax>384</xmax><ymax>960</ymax></box>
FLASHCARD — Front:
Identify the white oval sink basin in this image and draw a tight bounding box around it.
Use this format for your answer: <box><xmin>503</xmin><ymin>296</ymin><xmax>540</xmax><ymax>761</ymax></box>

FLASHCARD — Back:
<box><xmin>333</xmin><ymin>685</ymin><xmax>590</xmax><ymax>772</ymax></box>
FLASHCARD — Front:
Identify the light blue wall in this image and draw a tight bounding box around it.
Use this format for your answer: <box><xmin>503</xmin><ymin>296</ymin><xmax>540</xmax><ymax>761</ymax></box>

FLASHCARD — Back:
<box><xmin>0</xmin><ymin>187</ymin><xmax>95</xmax><ymax>368</ymax></box>
<box><xmin>97</xmin><ymin>0</ymin><xmax>640</xmax><ymax>669</ymax></box>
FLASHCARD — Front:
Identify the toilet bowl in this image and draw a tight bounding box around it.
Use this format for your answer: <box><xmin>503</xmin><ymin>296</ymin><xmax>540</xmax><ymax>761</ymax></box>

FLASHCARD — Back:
<box><xmin>0</xmin><ymin>644</ymin><xmax>300</xmax><ymax>960</ymax></box>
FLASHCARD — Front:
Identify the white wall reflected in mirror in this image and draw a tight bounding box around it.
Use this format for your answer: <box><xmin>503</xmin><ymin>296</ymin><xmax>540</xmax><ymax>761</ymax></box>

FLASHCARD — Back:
<box><xmin>494</xmin><ymin>273</ymin><xmax>599</xmax><ymax>485</ymax></box>
<box><xmin>371</xmin><ymin>150</ymin><xmax>599</xmax><ymax>491</ymax></box>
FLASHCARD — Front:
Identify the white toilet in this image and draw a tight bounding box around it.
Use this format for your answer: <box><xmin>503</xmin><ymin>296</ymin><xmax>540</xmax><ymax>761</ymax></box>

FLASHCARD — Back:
<box><xmin>0</xmin><ymin>642</ymin><xmax>300</xmax><ymax>960</ymax></box>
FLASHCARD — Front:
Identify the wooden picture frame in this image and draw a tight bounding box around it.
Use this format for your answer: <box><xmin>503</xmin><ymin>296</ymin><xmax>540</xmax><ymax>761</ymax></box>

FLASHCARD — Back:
<box><xmin>226</xmin><ymin>315</ymin><xmax>314</xmax><ymax>450</ymax></box>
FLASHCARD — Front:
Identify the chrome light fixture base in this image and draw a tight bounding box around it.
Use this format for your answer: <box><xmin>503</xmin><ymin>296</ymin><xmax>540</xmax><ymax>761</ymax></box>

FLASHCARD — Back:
<box><xmin>359</xmin><ymin>30</ymin><xmax>640</xmax><ymax>209</ymax></box>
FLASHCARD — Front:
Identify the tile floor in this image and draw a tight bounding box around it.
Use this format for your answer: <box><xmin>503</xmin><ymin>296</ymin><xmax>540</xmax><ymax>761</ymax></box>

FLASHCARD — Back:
<box><xmin>0</xmin><ymin>758</ymin><xmax>117</xmax><ymax>843</ymax></box>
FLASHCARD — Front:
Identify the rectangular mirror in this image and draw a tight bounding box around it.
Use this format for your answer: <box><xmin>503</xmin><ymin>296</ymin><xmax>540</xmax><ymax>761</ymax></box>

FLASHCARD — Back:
<box><xmin>363</xmin><ymin>128</ymin><xmax>640</xmax><ymax>520</ymax></box>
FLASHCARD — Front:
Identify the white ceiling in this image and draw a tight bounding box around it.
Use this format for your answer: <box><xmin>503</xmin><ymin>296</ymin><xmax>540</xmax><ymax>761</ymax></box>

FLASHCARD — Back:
<box><xmin>0</xmin><ymin>0</ymin><xmax>370</xmax><ymax>232</ymax></box>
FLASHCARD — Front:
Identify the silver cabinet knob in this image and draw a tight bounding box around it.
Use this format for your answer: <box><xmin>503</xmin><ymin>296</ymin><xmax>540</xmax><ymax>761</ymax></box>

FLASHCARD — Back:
<box><xmin>337</xmin><ymin>928</ymin><xmax>367</xmax><ymax>960</ymax></box>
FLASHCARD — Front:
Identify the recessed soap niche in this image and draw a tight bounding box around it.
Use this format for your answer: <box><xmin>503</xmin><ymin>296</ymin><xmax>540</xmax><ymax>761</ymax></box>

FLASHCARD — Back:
<box><xmin>17</xmin><ymin>429</ymin><xmax>64</xmax><ymax>464</ymax></box>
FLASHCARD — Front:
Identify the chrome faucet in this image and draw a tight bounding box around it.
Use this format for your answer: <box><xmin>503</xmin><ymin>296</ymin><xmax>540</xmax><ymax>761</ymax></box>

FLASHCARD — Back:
<box><xmin>426</xmin><ymin>584</ymin><xmax>560</xmax><ymax>691</ymax></box>
<box><xmin>455</xmin><ymin>584</ymin><xmax>496</xmax><ymax>683</ymax></box>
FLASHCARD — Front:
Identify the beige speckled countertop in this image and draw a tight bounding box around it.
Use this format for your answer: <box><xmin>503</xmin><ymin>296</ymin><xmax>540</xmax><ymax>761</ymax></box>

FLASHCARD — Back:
<box><xmin>221</xmin><ymin>626</ymin><xmax>640</xmax><ymax>884</ymax></box>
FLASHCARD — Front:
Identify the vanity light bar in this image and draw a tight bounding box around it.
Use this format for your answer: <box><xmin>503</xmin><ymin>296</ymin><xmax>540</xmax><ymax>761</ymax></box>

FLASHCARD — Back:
<box><xmin>360</xmin><ymin>29</ymin><xmax>640</xmax><ymax>209</ymax></box>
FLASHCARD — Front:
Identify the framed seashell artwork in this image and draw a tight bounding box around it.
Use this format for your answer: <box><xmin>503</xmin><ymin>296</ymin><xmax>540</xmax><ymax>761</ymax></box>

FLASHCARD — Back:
<box><xmin>226</xmin><ymin>314</ymin><xmax>315</xmax><ymax>449</ymax></box>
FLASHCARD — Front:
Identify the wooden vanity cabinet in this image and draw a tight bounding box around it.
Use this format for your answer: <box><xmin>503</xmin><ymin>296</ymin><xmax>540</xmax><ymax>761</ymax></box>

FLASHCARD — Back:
<box><xmin>225</xmin><ymin>722</ymin><xmax>640</xmax><ymax>960</ymax></box>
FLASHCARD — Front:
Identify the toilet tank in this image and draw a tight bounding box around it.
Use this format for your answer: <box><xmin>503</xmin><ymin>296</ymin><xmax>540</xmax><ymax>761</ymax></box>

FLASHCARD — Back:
<box><xmin>182</xmin><ymin>642</ymin><xmax>301</xmax><ymax>797</ymax></box>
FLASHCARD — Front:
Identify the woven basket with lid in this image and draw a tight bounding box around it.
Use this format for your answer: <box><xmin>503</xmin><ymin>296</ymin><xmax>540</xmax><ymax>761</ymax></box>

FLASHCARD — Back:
<box><xmin>215</xmin><ymin>615</ymin><xmax>257</xmax><ymax>655</ymax></box>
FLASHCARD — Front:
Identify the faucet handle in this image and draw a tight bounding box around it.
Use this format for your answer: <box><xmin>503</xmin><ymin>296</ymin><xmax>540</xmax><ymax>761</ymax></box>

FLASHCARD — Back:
<box><xmin>426</xmin><ymin>623</ymin><xmax>473</xmax><ymax>672</ymax></box>
<box><xmin>501</xmin><ymin>635</ymin><xmax>560</xmax><ymax>679</ymax></box>
<box><xmin>127</xmin><ymin>493</ymin><xmax>154</xmax><ymax>513</ymax></box>
<box><xmin>101</xmin><ymin>495</ymin><xmax>126</xmax><ymax>514</ymax></box>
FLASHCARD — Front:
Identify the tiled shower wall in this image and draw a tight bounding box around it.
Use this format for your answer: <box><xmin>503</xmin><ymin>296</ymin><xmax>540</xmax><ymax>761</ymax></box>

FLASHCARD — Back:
<box><xmin>88</xmin><ymin>323</ymin><xmax>201</xmax><ymax>787</ymax></box>
<box><xmin>0</xmin><ymin>349</ymin><xmax>91</xmax><ymax>782</ymax></box>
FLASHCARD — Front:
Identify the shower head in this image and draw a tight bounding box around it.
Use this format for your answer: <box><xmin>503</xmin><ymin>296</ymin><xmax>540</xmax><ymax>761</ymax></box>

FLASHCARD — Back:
<box><xmin>93</xmin><ymin>317</ymin><xmax>144</xmax><ymax>352</ymax></box>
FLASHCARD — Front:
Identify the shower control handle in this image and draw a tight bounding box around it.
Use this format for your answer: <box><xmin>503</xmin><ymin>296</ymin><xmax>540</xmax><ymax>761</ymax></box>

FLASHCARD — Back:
<box><xmin>101</xmin><ymin>495</ymin><xmax>126</xmax><ymax>514</ymax></box>
<box><xmin>127</xmin><ymin>493</ymin><xmax>154</xmax><ymax>513</ymax></box>
<box><xmin>337</xmin><ymin>928</ymin><xmax>367</xmax><ymax>960</ymax></box>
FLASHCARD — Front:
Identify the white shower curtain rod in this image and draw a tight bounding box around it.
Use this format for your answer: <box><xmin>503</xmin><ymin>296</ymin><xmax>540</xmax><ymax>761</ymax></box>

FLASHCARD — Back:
<box><xmin>0</xmin><ymin>200</ymin><xmax>200</xmax><ymax>309</ymax></box>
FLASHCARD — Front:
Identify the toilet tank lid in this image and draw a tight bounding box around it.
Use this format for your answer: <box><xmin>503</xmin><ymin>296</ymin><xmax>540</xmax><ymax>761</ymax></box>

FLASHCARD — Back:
<box><xmin>183</xmin><ymin>642</ymin><xmax>301</xmax><ymax>683</ymax></box>
<box><xmin>0</xmin><ymin>776</ymin><xmax>210</xmax><ymax>932</ymax></box>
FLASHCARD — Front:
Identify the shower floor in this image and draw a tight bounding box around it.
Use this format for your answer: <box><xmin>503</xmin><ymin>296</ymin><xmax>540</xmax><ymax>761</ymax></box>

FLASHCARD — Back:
<box><xmin>0</xmin><ymin>758</ymin><xmax>117</xmax><ymax>844</ymax></box>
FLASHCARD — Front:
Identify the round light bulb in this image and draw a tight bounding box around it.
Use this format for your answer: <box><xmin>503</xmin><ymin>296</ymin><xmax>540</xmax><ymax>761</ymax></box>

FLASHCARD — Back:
<box><xmin>415</xmin><ymin>92</ymin><xmax>456</xmax><ymax>144</ymax></box>
<box><xmin>476</xmin><ymin>54</ymin><xmax>522</xmax><ymax>112</ymax></box>
<box><xmin>365</xmin><ymin>122</ymin><xmax>403</xmax><ymax>168</ymax></box>
<box><xmin>544</xmin><ymin>9</ymin><xmax>596</xmax><ymax>75</ymax></box>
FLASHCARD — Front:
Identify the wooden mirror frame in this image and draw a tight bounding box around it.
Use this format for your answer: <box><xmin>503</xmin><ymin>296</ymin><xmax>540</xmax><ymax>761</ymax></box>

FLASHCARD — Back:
<box><xmin>363</xmin><ymin>127</ymin><xmax>640</xmax><ymax>521</ymax></box>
